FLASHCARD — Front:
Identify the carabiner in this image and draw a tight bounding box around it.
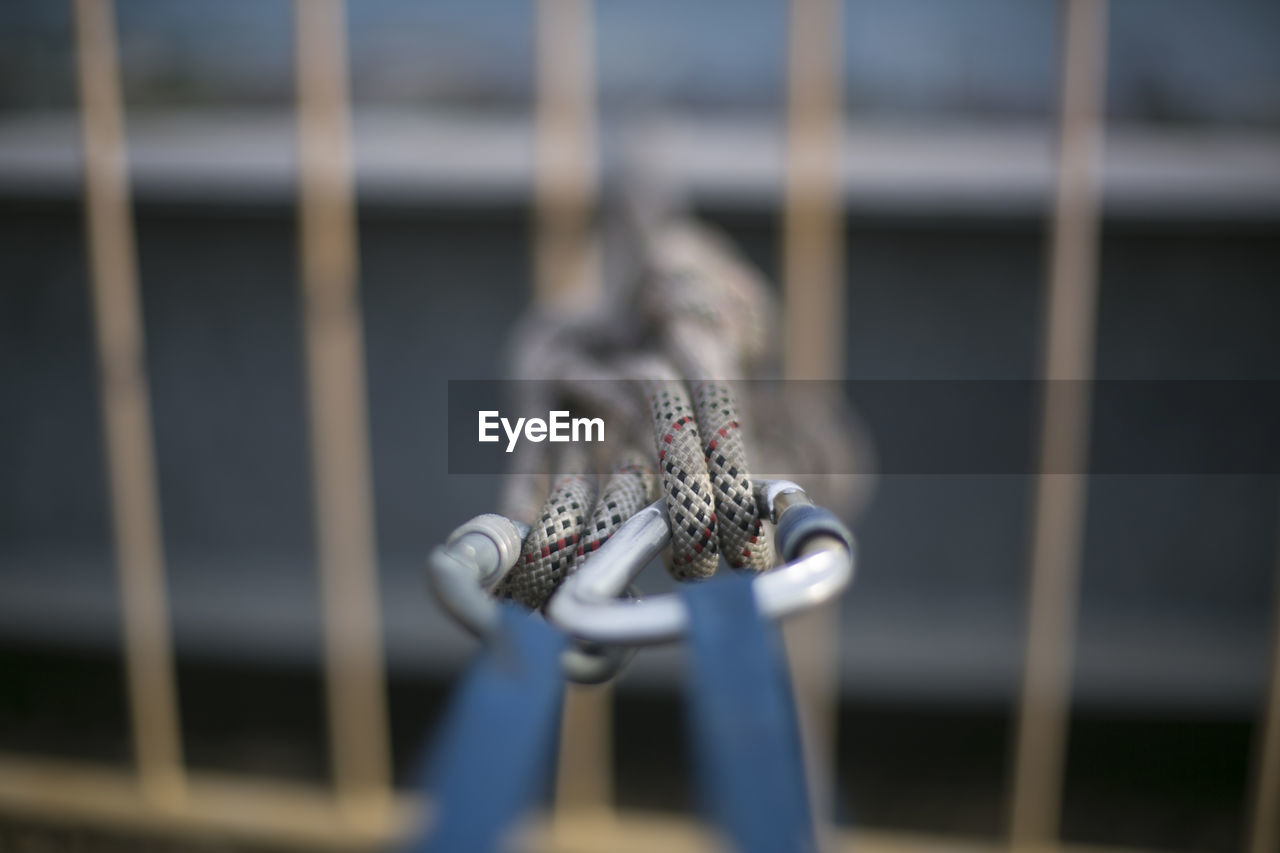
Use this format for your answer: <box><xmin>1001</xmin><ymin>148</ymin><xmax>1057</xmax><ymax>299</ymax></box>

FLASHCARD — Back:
<box><xmin>427</xmin><ymin>514</ymin><xmax>636</xmax><ymax>684</ymax></box>
<box><xmin>545</xmin><ymin>480</ymin><xmax>855</xmax><ymax>646</ymax></box>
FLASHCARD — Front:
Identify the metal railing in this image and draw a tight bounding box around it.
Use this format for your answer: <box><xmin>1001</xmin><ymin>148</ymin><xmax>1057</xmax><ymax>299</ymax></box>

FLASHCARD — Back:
<box><xmin>0</xmin><ymin>2</ymin><xmax>1276</xmax><ymax>851</ymax></box>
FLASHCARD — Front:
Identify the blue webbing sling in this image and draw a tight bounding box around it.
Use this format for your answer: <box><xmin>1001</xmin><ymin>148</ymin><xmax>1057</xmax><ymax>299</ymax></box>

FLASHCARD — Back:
<box><xmin>412</xmin><ymin>580</ymin><xmax>816</xmax><ymax>852</ymax></box>
<box><xmin>410</xmin><ymin>604</ymin><xmax>566</xmax><ymax>853</ymax></box>
<box><xmin>682</xmin><ymin>574</ymin><xmax>817</xmax><ymax>853</ymax></box>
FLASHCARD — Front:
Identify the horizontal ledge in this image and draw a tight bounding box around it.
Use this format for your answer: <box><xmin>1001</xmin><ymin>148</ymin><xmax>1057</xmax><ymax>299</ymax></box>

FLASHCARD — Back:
<box><xmin>0</xmin><ymin>754</ymin><xmax>411</xmax><ymax>850</ymax></box>
<box><xmin>0</xmin><ymin>754</ymin><xmax>1154</xmax><ymax>853</ymax></box>
<box><xmin>0</xmin><ymin>109</ymin><xmax>1277</xmax><ymax>217</ymax></box>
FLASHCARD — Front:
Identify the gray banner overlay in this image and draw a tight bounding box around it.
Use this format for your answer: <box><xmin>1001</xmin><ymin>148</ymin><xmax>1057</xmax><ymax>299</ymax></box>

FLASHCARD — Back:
<box><xmin>446</xmin><ymin>380</ymin><xmax>1280</xmax><ymax>476</ymax></box>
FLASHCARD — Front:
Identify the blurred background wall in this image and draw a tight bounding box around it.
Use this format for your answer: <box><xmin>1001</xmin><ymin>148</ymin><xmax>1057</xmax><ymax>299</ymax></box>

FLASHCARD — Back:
<box><xmin>1</xmin><ymin>1</ymin><xmax>1278</xmax><ymax>851</ymax></box>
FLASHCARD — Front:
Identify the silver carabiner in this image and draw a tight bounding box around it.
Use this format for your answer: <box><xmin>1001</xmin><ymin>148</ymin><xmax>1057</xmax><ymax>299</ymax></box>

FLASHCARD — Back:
<box><xmin>545</xmin><ymin>480</ymin><xmax>856</xmax><ymax>646</ymax></box>
<box><xmin>426</xmin><ymin>514</ymin><xmax>636</xmax><ymax>684</ymax></box>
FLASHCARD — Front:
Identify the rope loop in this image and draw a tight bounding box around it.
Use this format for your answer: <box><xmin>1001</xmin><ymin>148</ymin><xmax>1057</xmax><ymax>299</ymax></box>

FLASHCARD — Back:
<box><xmin>493</xmin><ymin>215</ymin><xmax>851</xmax><ymax>610</ymax></box>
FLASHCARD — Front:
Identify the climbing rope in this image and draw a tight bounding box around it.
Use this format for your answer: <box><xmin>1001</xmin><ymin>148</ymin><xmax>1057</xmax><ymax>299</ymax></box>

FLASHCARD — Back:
<box><xmin>496</xmin><ymin>471</ymin><xmax>596</xmax><ymax>610</ymax></box>
<box><xmin>644</xmin><ymin>376</ymin><xmax>722</xmax><ymax>580</ymax></box>
<box><xmin>490</xmin><ymin>213</ymin><xmax>795</xmax><ymax>610</ymax></box>
<box><xmin>419</xmin><ymin>208</ymin><xmax>861</xmax><ymax>853</ymax></box>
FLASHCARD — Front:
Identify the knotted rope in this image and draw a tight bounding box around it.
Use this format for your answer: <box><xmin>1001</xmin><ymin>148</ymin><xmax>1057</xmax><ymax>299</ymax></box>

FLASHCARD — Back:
<box><xmin>494</xmin><ymin>214</ymin><xmax>851</xmax><ymax>610</ymax></box>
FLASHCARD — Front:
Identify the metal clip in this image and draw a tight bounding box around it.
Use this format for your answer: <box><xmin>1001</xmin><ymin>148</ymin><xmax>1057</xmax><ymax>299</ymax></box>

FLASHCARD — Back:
<box><xmin>428</xmin><ymin>479</ymin><xmax>853</xmax><ymax>677</ymax></box>
<box><xmin>545</xmin><ymin>480</ymin><xmax>856</xmax><ymax>646</ymax></box>
<box><xmin>427</xmin><ymin>514</ymin><xmax>636</xmax><ymax>684</ymax></box>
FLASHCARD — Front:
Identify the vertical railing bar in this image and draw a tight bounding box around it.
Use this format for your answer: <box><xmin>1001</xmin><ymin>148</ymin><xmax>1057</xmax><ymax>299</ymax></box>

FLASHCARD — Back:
<box><xmin>295</xmin><ymin>0</ymin><xmax>392</xmax><ymax>830</ymax></box>
<box><xmin>782</xmin><ymin>0</ymin><xmax>845</xmax><ymax>832</ymax></box>
<box><xmin>533</xmin><ymin>0</ymin><xmax>599</xmax><ymax>305</ymax></box>
<box><xmin>72</xmin><ymin>0</ymin><xmax>186</xmax><ymax>810</ymax></box>
<box><xmin>1247</xmin><ymin>506</ymin><xmax>1280</xmax><ymax>853</ymax></box>
<box><xmin>554</xmin><ymin>678</ymin><xmax>615</xmax><ymax>829</ymax></box>
<box><xmin>531</xmin><ymin>0</ymin><xmax>614</xmax><ymax>828</ymax></box>
<box><xmin>1009</xmin><ymin>0</ymin><xmax>1108</xmax><ymax>847</ymax></box>
<box><xmin>784</xmin><ymin>0</ymin><xmax>845</xmax><ymax>384</ymax></box>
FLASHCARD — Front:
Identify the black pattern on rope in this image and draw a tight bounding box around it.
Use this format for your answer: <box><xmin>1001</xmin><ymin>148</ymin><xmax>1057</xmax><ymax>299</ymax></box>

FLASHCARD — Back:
<box><xmin>497</xmin><ymin>473</ymin><xmax>595</xmax><ymax>610</ymax></box>
<box><xmin>573</xmin><ymin>451</ymin><xmax>657</xmax><ymax>567</ymax></box>
<box><xmin>646</xmin><ymin>379</ymin><xmax>720</xmax><ymax>580</ymax></box>
<box><xmin>690</xmin><ymin>379</ymin><xmax>771</xmax><ymax>571</ymax></box>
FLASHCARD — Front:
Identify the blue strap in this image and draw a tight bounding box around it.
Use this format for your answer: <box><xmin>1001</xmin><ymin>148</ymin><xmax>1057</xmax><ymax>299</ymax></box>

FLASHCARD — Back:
<box><xmin>682</xmin><ymin>575</ymin><xmax>817</xmax><ymax>853</ymax></box>
<box><xmin>410</xmin><ymin>604</ymin><xmax>566</xmax><ymax>853</ymax></box>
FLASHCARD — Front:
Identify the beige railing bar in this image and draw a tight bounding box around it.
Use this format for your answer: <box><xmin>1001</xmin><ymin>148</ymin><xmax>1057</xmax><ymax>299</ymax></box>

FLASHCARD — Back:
<box><xmin>73</xmin><ymin>0</ymin><xmax>186</xmax><ymax>810</ymax></box>
<box><xmin>1009</xmin><ymin>0</ymin><xmax>1108</xmax><ymax>848</ymax></box>
<box><xmin>0</xmin><ymin>752</ymin><xmax>1165</xmax><ymax>853</ymax></box>
<box><xmin>782</xmin><ymin>0</ymin><xmax>845</xmax><ymax>829</ymax></box>
<box><xmin>784</xmin><ymin>0</ymin><xmax>846</xmax><ymax>383</ymax></box>
<box><xmin>1248</xmin><ymin>506</ymin><xmax>1280</xmax><ymax>853</ymax></box>
<box><xmin>295</xmin><ymin>0</ymin><xmax>392</xmax><ymax>830</ymax></box>
<box><xmin>533</xmin><ymin>0</ymin><xmax>599</xmax><ymax>305</ymax></box>
<box><xmin>554</xmin><ymin>681</ymin><xmax>615</xmax><ymax>827</ymax></box>
<box><xmin>0</xmin><ymin>754</ymin><xmax>410</xmax><ymax>851</ymax></box>
<box><xmin>531</xmin><ymin>0</ymin><xmax>615</xmax><ymax>825</ymax></box>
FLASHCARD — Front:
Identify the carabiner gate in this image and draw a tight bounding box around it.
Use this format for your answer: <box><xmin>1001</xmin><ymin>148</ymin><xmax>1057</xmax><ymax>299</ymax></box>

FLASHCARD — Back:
<box><xmin>427</xmin><ymin>513</ymin><xmax>636</xmax><ymax>684</ymax></box>
<box><xmin>544</xmin><ymin>480</ymin><xmax>855</xmax><ymax>646</ymax></box>
<box><xmin>427</xmin><ymin>480</ymin><xmax>854</xmax><ymax>681</ymax></box>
